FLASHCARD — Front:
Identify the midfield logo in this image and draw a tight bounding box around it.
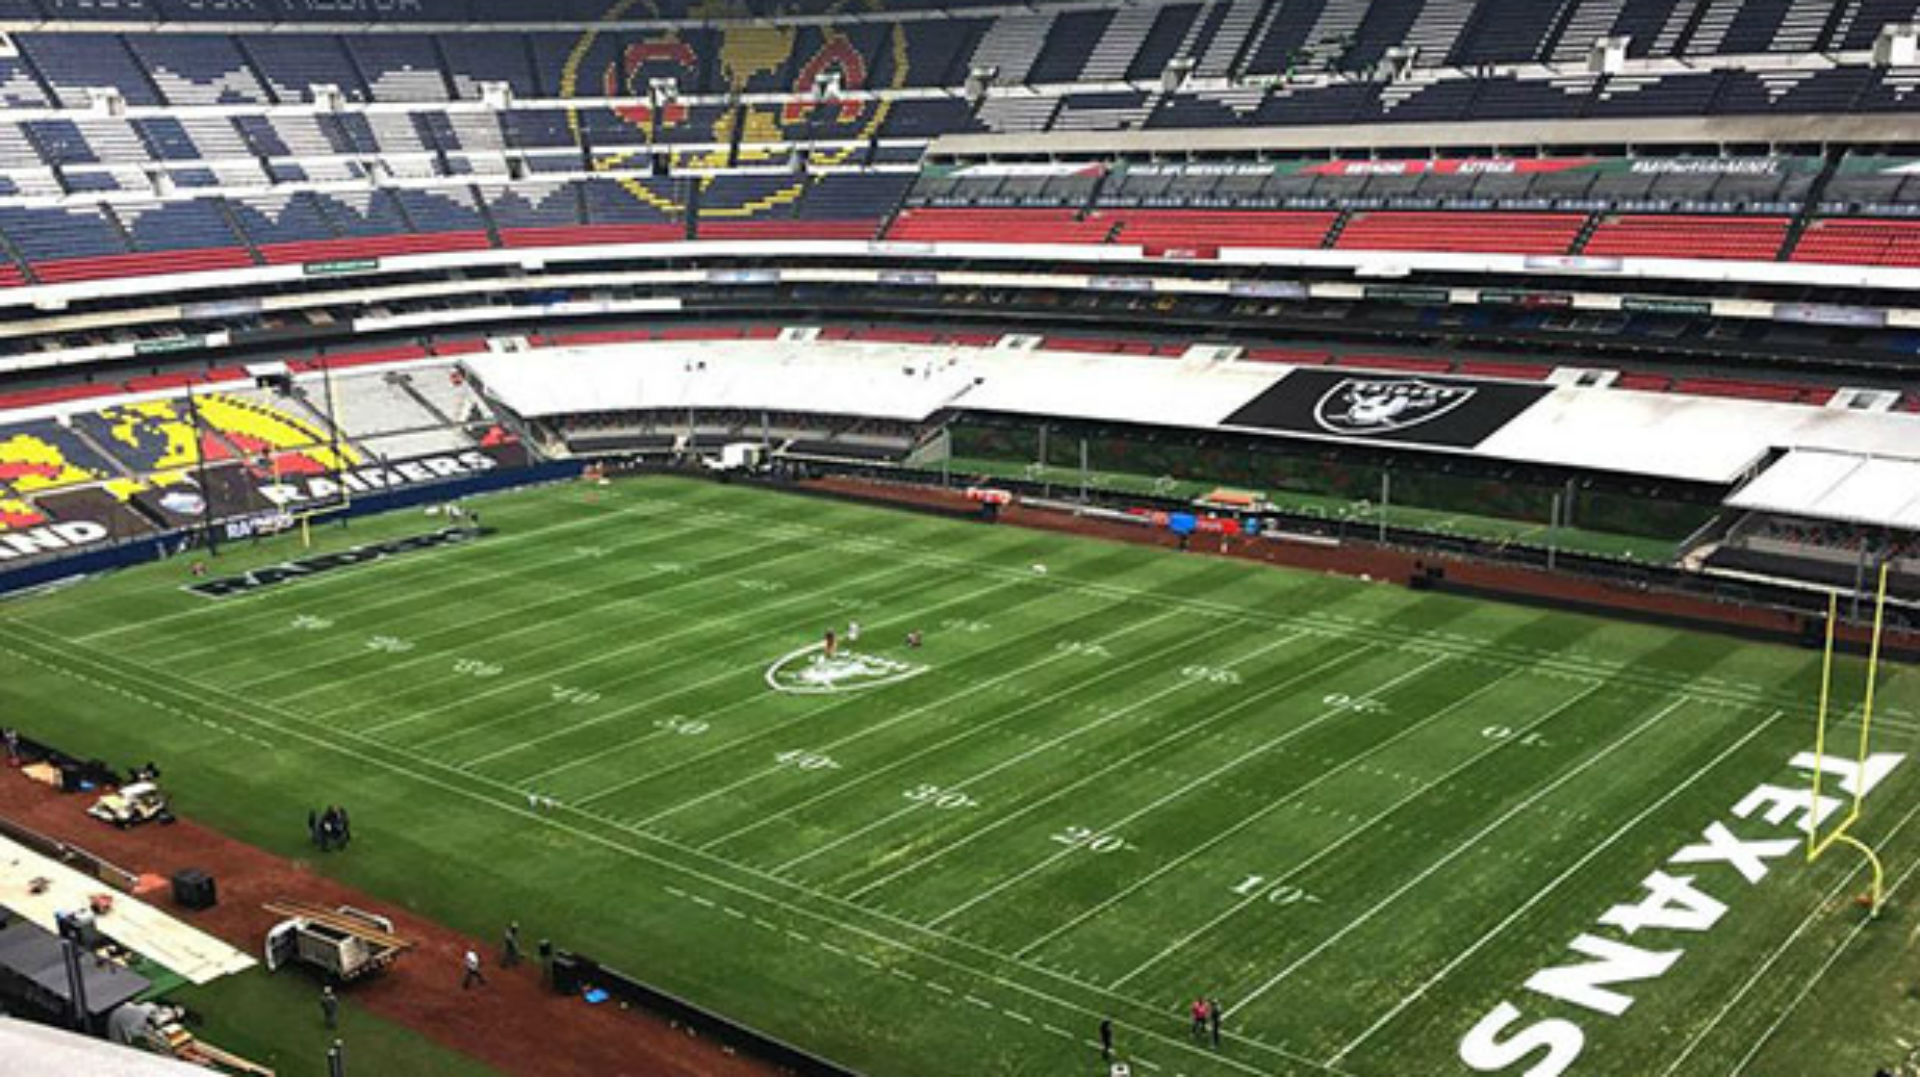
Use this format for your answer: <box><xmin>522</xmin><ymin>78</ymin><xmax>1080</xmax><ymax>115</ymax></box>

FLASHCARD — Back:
<box><xmin>764</xmin><ymin>644</ymin><xmax>927</xmax><ymax>695</ymax></box>
<box><xmin>1313</xmin><ymin>378</ymin><xmax>1477</xmax><ymax>436</ymax></box>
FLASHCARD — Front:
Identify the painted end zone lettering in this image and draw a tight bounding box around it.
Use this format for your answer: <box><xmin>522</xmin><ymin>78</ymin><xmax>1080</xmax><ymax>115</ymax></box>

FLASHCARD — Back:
<box><xmin>185</xmin><ymin>526</ymin><xmax>483</xmax><ymax>598</ymax></box>
<box><xmin>1458</xmin><ymin>748</ymin><xmax>1904</xmax><ymax>1077</ymax></box>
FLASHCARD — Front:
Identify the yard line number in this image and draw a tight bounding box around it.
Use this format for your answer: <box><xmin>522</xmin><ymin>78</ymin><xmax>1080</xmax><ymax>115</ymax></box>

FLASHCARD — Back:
<box><xmin>1052</xmin><ymin>825</ymin><xmax>1131</xmax><ymax>854</ymax></box>
<box><xmin>903</xmin><ymin>784</ymin><xmax>980</xmax><ymax>811</ymax></box>
<box><xmin>776</xmin><ymin>749</ymin><xmax>841</xmax><ymax>772</ymax></box>
<box><xmin>1231</xmin><ymin>874</ymin><xmax>1325</xmax><ymax>907</ymax></box>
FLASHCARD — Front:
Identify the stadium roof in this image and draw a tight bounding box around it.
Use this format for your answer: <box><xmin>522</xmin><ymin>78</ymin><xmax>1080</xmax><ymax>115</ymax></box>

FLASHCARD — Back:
<box><xmin>1726</xmin><ymin>449</ymin><xmax>1920</xmax><ymax>530</ymax></box>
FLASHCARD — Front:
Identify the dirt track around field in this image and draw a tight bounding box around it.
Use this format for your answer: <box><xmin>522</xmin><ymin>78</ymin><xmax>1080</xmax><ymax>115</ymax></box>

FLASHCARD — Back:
<box><xmin>0</xmin><ymin>767</ymin><xmax>773</xmax><ymax>1076</ymax></box>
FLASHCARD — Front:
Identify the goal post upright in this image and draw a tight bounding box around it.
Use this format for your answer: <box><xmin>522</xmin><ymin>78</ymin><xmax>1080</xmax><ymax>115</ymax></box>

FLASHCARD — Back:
<box><xmin>1807</xmin><ymin>563</ymin><xmax>1891</xmax><ymax>916</ymax></box>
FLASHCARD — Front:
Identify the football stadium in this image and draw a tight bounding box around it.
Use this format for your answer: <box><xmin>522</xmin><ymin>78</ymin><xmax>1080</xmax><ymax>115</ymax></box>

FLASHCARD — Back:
<box><xmin>0</xmin><ymin>0</ymin><xmax>1916</xmax><ymax>1076</ymax></box>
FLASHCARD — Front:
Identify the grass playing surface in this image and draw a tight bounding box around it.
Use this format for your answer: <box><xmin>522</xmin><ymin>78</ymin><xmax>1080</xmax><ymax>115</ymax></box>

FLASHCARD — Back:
<box><xmin>4</xmin><ymin>474</ymin><xmax>1918</xmax><ymax>1076</ymax></box>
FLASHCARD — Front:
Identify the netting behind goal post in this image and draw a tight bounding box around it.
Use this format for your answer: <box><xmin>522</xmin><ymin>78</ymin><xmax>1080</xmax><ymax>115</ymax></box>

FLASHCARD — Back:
<box><xmin>1807</xmin><ymin>564</ymin><xmax>1891</xmax><ymax>915</ymax></box>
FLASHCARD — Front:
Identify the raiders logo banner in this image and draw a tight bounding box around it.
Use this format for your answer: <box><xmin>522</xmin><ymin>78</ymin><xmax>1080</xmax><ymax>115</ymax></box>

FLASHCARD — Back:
<box><xmin>1222</xmin><ymin>369</ymin><xmax>1553</xmax><ymax>448</ymax></box>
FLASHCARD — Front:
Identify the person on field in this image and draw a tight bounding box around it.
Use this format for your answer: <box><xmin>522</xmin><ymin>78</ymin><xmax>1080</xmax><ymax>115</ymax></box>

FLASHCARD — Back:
<box><xmin>502</xmin><ymin>921</ymin><xmax>521</xmax><ymax>968</ymax></box>
<box><xmin>463</xmin><ymin>948</ymin><xmax>486</xmax><ymax>989</ymax></box>
<box><xmin>1099</xmin><ymin>1017</ymin><xmax>1114</xmax><ymax>1063</ymax></box>
<box><xmin>1190</xmin><ymin>998</ymin><xmax>1208</xmax><ymax>1040</ymax></box>
<box><xmin>307</xmin><ymin>808</ymin><xmax>322</xmax><ymax>849</ymax></box>
<box><xmin>1208</xmin><ymin>997</ymin><xmax>1222</xmax><ymax>1048</ymax></box>
<box><xmin>337</xmin><ymin>806</ymin><xmax>352</xmax><ymax>848</ymax></box>
<box><xmin>320</xmin><ymin>986</ymin><xmax>338</xmax><ymax>1030</ymax></box>
<box><xmin>846</xmin><ymin>620</ymin><xmax>860</xmax><ymax>644</ymax></box>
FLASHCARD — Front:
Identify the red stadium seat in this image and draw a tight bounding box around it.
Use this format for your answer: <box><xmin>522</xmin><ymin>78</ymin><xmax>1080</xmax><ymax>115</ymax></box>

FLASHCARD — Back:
<box><xmin>1337</xmin><ymin>211</ymin><xmax>1586</xmax><ymax>255</ymax></box>
<box><xmin>1789</xmin><ymin>218</ymin><xmax>1920</xmax><ymax>267</ymax></box>
<box><xmin>1583</xmin><ymin>215</ymin><xmax>1790</xmax><ymax>261</ymax></box>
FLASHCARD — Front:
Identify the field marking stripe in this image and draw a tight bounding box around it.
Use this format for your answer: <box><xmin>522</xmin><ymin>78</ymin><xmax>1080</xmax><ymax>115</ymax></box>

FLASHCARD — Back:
<box><xmin>1325</xmin><ymin>710</ymin><xmax>1782</xmax><ymax>1067</ymax></box>
<box><xmin>362</xmin><ymin>538</ymin><xmax>907</xmax><ymax>739</ymax></box>
<box><xmin>15</xmin><ymin>626</ymin><xmax>1328</xmax><ymax>1068</ymax></box>
<box><xmin>1222</xmin><ymin>693</ymin><xmax>1695</xmax><ymax>1019</ymax></box>
<box><xmin>614</xmin><ymin>606</ymin><xmax>1199</xmax><ymax>824</ymax></box>
<box><xmin>842</xmin><ymin>639</ymin><xmax>1387</xmax><ymax>905</ymax></box>
<box><xmin>72</xmin><ymin>492</ymin><xmax>678</xmax><ymax>643</ymax></box>
<box><xmin>1727</xmin><ymin>830</ymin><xmax>1920</xmax><ymax>1077</ymax></box>
<box><xmin>1668</xmin><ymin>790</ymin><xmax>1920</xmax><ymax>1074</ymax></box>
<box><xmin>1014</xmin><ymin>661</ymin><xmax>1546</xmax><ymax>959</ymax></box>
<box><xmin>609</xmin><ymin>496</ymin><xmax>1909</xmax><ymax>723</ymax></box>
<box><xmin>462</xmin><ymin>572</ymin><xmax>1029</xmax><ymax>772</ymax></box>
<box><xmin>0</xmin><ymin>632</ymin><xmax>1304</xmax><ymax>1077</ymax></box>
<box><xmin>169</xmin><ymin>501</ymin><xmax>705</xmax><ymax>674</ymax></box>
<box><xmin>512</xmin><ymin>569</ymin><xmax>1082</xmax><ymax>792</ymax></box>
<box><xmin>392</xmin><ymin>548</ymin><xmax>925</xmax><ymax>751</ymax></box>
<box><xmin>922</xmin><ymin>652</ymin><xmax>1456</xmax><ymax>928</ymax></box>
<box><xmin>230</xmin><ymin>518</ymin><xmax>810</xmax><ymax>696</ymax></box>
<box><xmin>721</xmin><ymin>618</ymin><xmax>1290</xmax><ymax>860</ymax></box>
<box><xmin>750</xmin><ymin>624</ymin><xmax>1308</xmax><ymax>868</ymax></box>
<box><xmin>1103</xmin><ymin>679</ymin><xmax>1608</xmax><ymax>989</ymax></box>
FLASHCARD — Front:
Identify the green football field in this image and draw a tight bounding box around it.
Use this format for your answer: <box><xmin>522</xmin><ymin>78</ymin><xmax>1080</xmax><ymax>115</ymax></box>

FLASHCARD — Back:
<box><xmin>3</xmin><ymin>474</ymin><xmax>1918</xmax><ymax>1076</ymax></box>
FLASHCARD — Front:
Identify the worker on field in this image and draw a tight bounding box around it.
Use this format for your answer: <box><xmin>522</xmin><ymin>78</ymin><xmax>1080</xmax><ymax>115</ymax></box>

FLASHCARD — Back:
<box><xmin>1098</xmin><ymin>1017</ymin><xmax>1113</xmax><ymax>1063</ymax></box>
<box><xmin>319</xmin><ymin>986</ymin><xmax>338</xmax><ymax>1030</ymax></box>
<box><xmin>1189</xmin><ymin>998</ymin><xmax>1208</xmax><ymax>1041</ymax></box>
<box><xmin>1208</xmin><ymin>997</ymin><xmax>1222</xmax><ymax>1048</ymax></box>
<box><xmin>502</xmin><ymin>921</ymin><xmax>521</xmax><ymax>968</ymax></box>
<box><xmin>463</xmin><ymin>948</ymin><xmax>486</xmax><ymax>990</ymax></box>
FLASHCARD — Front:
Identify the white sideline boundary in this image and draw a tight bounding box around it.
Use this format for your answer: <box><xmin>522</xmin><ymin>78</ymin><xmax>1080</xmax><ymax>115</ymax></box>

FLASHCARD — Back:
<box><xmin>1</xmin><ymin>632</ymin><xmax>1331</xmax><ymax>1077</ymax></box>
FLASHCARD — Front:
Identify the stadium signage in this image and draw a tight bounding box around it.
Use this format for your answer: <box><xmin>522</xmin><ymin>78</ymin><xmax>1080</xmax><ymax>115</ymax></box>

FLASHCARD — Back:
<box><xmin>304</xmin><ymin>258</ymin><xmax>380</xmax><ymax>277</ymax></box>
<box><xmin>1459</xmin><ymin>749</ymin><xmax>1903</xmax><ymax>1076</ymax></box>
<box><xmin>0</xmin><ymin>521</ymin><xmax>110</xmax><ymax>563</ymax></box>
<box><xmin>185</xmin><ymin>526</ymin><xmax>478</xmax><ymax>598</ymax></box>
<box><xmin>1314</xmin><ymin>378</ymin><xmax>1476</xmax><ymax>435</ymax></box>
<box><xmin>256</xmin><ymin>450</ymin><xmax>498</xmax><ymax>508</ymax></box>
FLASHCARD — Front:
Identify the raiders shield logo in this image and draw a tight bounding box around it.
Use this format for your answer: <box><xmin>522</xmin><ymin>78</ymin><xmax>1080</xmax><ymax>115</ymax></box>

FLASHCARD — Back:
<box><xmin>1313</xmin><ymin>378</ymin><xmax>1477</xmax><ymax>435</ymax></box>
<box><xmin>765</xmin><ymin>644</ymin><xmax>928</xmax><ymax>695</ymax></box>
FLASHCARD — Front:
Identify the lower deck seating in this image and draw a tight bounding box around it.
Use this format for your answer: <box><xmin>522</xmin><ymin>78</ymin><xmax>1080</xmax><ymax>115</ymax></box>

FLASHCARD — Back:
<box><xmin>1337</xmin><ymin>211</ymin><xmax>1587</xmax><ymax>255</ymax></box>
<box><xmin>1096</xmin><ymin>209</ymin><xmax>1336</xmax><ymax>251</ymax></box>
<box><xmin>1789</xmin><ymin>218</ymin><xmax>1920</xmax><ymax>267</ymax></box>
<box><xmin>884</xmin><ymin>207</ymin><xmax>1111</xmax><ymax>244</ymax></box>
<box><xmin>1583</xmin><ymin>215</ymin><xmax>1791</xmax><ymax>261</ymax></box>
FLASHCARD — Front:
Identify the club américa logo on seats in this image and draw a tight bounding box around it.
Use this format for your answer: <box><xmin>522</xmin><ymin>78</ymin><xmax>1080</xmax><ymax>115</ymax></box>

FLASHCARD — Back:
<box><xmin>561</xmin><ymin>0</ymin><xmax>905</xmax><ymax>217</ymax></box>
<box><xmin>764</xmin><ymin>643</ymin><xmax>927</xmax><ymax>695</ymax></box>
<box><xmin>1314</xmin><ymin>377</ymin><xmax>1478</xmax><ymax>435</ymax></box>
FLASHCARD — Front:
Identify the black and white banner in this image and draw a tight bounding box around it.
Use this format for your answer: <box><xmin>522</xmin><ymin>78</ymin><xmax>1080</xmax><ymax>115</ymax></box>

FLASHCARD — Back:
<box><xmin>1223</xmin><ymin>369</ymin><xmax>1552</xmax><ymax>449</ymax></box>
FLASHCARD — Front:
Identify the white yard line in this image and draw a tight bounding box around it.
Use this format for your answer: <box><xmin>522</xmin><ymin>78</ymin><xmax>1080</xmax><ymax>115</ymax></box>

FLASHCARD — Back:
<box><xmin>746</xmin><ymin>625</ymin><xmax>1314</xmax><ymax>868</ymax></box>
<box><xmin>1103</xmin><ymin>680</ymin><xmax>1608</xmax><ymax>989</ymax></box>
<box><xmin>73</xmin><ymin>495</ymin><xmax>675</xmax><ymax>643</ymax></box>
<box><xmin>610</xmin><ymin>607</ymin><xmax>1201</xmax><ymax>824</ymax></box>
<box><xmin>1325</xmin><ymin>710</ymin><xmax>1782</xmax><ymax>1068</ymax></box>
<box><xmin>1220</xmin><ymin>694</ymin><xmax>1696</xmax><ymax>1019</ymax></box>
<box><xmin>509</xmin><ymin>572</ymin><xmax>1073</xmax><ymax>790</ymax></box>
<box><xmin>5</xmin><ymin>633</ymin><xmax>1314</xmax><ymax>1076</ymax></box>
<box><xmin>230</xmin><ymin>525</ymin><xmax>809</xmax><ymax>696</ymax></box>
<box><xmin>442</xmin><ymin>554</ymin><xmax>956</xmax><ymax>763</ymax></box>
<box><xmin>1668</xmin><ymin>793</ymin><xmax>1920</xmax><ymax>1075</ymax></box>
<box><xmin>922</xmin><ymin>653</ymin><xmax>1456</xmax><ymax>928</ymax></box>
<box><xmin>164</xmin><ymin>502</ymin><xmax>705</xmax><ymax>673</ymax></box>
<box><xmin>456</xmin><ymin>573</ymin><xmax>1031</xmax><ymax>773</ymax></box>
<box><xmin>367</xmin><ymin>550</ymin><xmax>919</xmax><ymax>743</ymax></box>
<box><xmin>843</xmin><ymin>642</ymin><xmax>1418</xmax><ymax>905</ymax></box>
<box><xmin>1728</xmin><ymin>839</ymin><xmax>1920</xmax><ymax>1077</ymax></box>
<box><xmin>1014</xmin><ymin>663</ymin><xmax>1543</xmax><ymax>959</ymax></box>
